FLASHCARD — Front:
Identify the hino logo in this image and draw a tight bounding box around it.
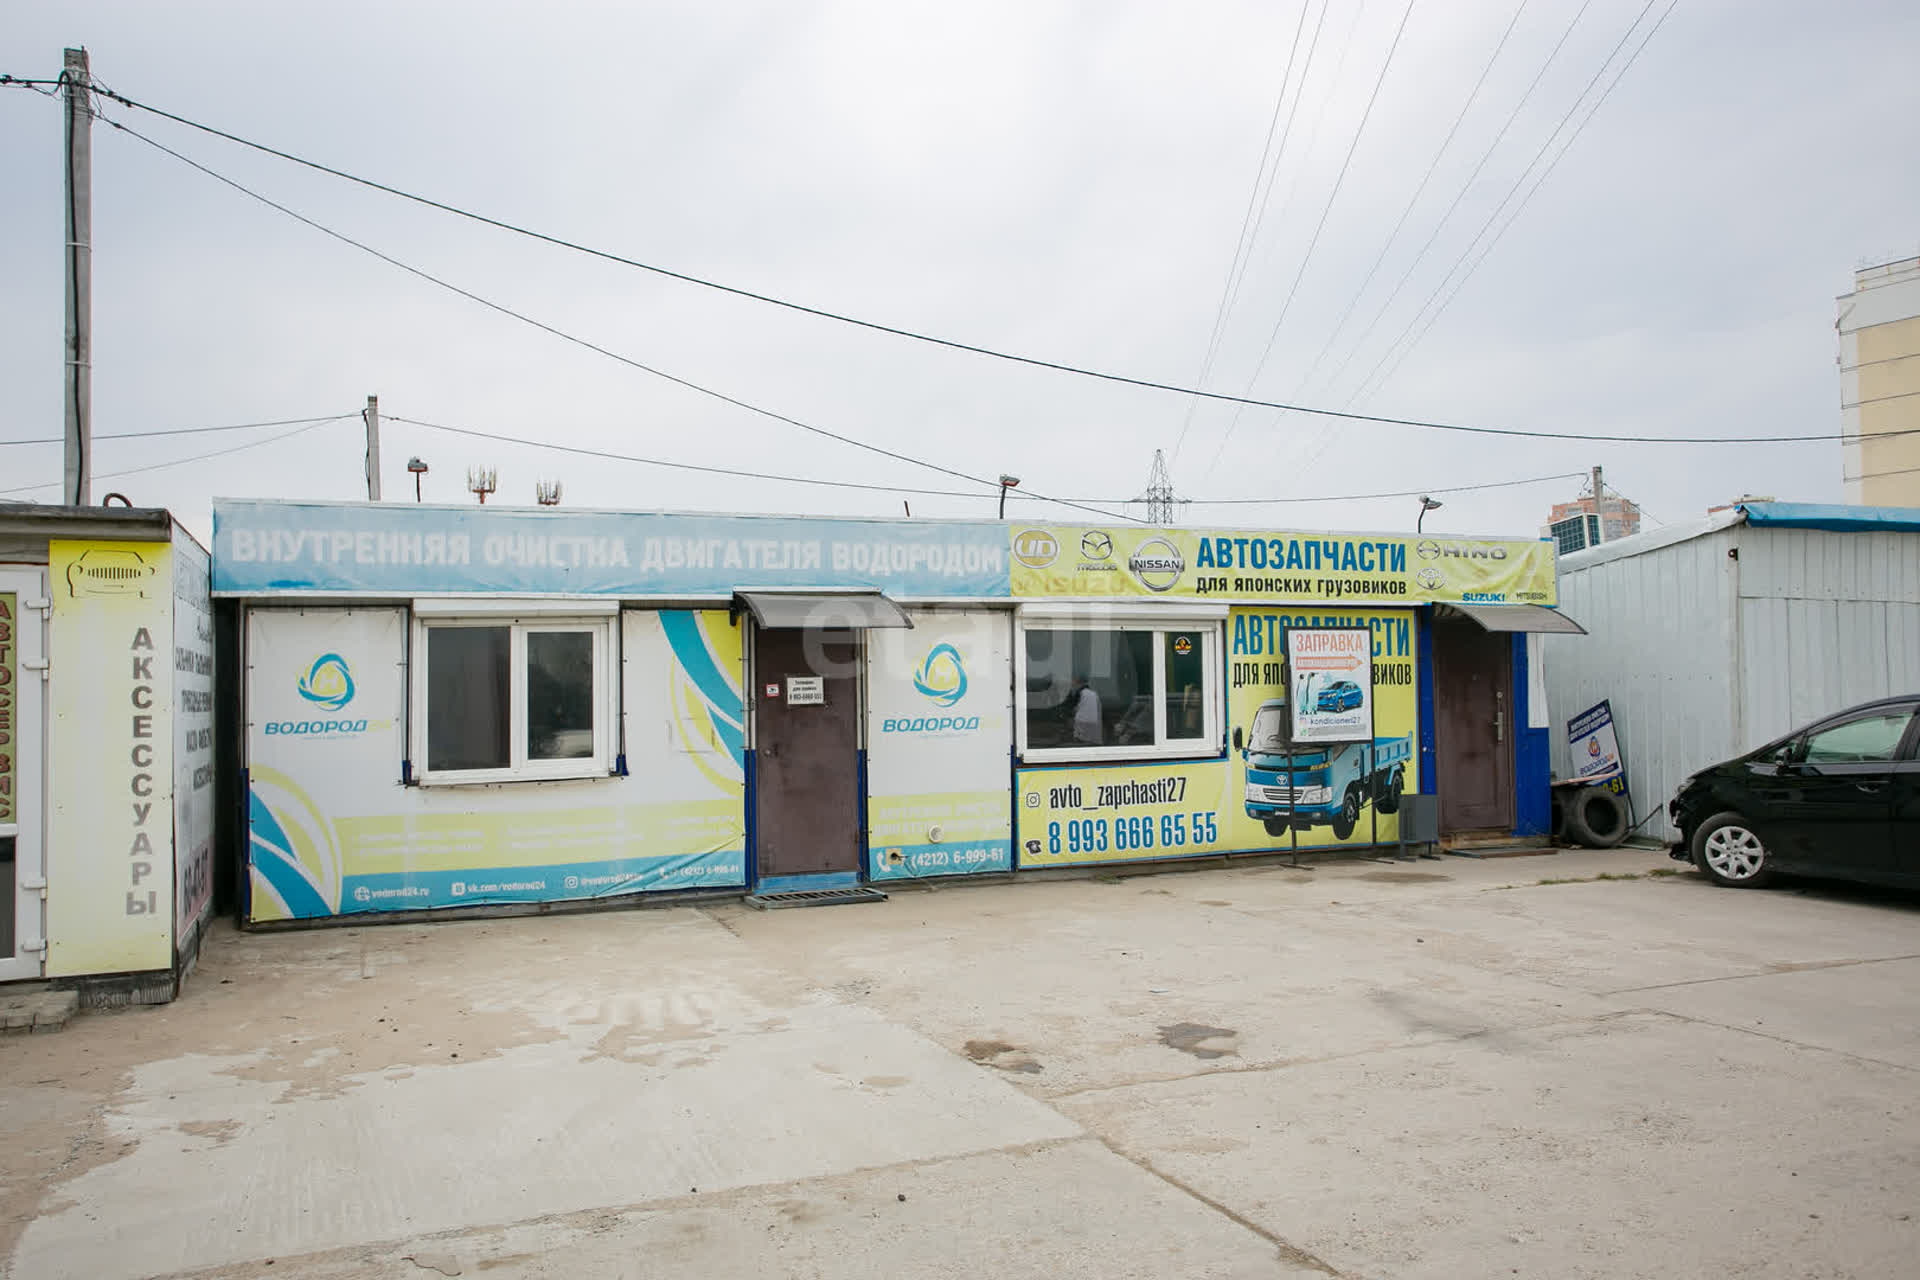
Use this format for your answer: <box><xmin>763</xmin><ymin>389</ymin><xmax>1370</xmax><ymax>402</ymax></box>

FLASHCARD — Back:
<box><xmin>1417</xmin><ymin>539</ymin><xmax>1508</xmax><ymax>561</ymax></box>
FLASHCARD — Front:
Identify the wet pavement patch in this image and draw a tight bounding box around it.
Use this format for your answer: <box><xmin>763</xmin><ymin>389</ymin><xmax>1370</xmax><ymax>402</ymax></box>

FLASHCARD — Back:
<box><xmin>963</xmin><ymin>1039</ymin><xmax>1042</xmax><ymax>1074</ymax></box>
<box><xmin>1157</xmin><ymin>1022</ymin><xmax>1238</xmax><ymax>1060</ymax></box>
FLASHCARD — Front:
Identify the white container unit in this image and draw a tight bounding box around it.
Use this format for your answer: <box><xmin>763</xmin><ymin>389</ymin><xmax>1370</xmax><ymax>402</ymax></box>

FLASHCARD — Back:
<box><xmin>1543</xmin><ymin>503</ymin><xmax>1920</xmax><ymax>839</ymax></box>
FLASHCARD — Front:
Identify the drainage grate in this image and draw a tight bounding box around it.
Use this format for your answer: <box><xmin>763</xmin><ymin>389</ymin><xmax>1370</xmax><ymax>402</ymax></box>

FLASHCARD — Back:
<box><xmin>744</xmin><ymin>886</ymin><xmax>889</xmax><ymax>911</ymax></box>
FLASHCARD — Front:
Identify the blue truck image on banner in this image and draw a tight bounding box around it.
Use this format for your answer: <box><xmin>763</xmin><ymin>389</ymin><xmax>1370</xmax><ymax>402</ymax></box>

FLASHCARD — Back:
<box><xmin>1238</xmin><ymin>697</ymin><xmax>1412</xmax><ymax>841</ymax></box>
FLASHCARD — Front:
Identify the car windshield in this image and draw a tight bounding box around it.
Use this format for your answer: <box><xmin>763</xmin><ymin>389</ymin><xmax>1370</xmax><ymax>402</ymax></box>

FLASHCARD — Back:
<box><xmin>1249</xmin><ymin>704</ymin><xmax>1292</xmax><ymax>752</ymax></box>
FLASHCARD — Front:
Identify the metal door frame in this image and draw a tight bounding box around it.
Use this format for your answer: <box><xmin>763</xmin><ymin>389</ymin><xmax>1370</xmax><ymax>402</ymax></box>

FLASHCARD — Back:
<box><xmin>1432</xmin><ymin>619</ymin><xmax>1516</xmax><ymax>835</ymax></box>
<box><xmin>0</xmin><ymin>567</ymin><xmax>49</xmax><ymax>980</ymax></box>
<box><xmin>746</xmin><ymin>624</ymin><xmax>867</xmax><ymax>884</ymax></box>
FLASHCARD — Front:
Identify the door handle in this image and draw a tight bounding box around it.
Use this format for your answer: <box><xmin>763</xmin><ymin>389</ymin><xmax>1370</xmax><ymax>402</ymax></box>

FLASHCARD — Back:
<box><xmin>1493</xmin><ymin>710</ymin><xmax>1504</xmax><ymax>744</ymax></box>
<box><xmin>1854</xmin><ymin>781</ymin><xmax>1886</xmax><ymax>794</ymax></box>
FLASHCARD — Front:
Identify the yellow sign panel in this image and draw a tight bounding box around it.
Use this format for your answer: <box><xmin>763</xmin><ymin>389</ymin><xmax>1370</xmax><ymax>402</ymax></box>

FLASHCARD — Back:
<box><xmin>1010</xmin><ymin>525</ymin><xmax>1555</xmax><ymax>607</ymax></box>
<box><xmin>1016</xmin><ymin>605</ymin><xmax>1423</xmax><ymax>865</ymax></box>
<box><xmin>47</xmin><ymin>540</ymin><xmax>175</xmax><ymax>976</ymax></box>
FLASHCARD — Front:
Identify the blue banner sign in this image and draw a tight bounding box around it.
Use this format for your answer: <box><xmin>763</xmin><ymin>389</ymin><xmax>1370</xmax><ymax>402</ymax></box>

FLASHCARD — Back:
<box><xmin>213</xmin><ymin>500</ymin><xmax>1010</xmax><ymax>598</ymax></box>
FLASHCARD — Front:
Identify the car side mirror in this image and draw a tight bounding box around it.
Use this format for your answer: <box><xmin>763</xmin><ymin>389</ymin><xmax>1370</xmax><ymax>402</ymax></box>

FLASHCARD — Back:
<box><xmin>1233</xmin><ymin>727</ymin><xmax>1244</xmax><ymax>752</ymax></box>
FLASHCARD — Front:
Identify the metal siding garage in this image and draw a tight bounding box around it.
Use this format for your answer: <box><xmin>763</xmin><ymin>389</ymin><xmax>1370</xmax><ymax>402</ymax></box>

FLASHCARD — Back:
<box><xmin>1545</xmin><ymin>504</ymin><xmax>1920</xmax><ymax>840</ymax></box>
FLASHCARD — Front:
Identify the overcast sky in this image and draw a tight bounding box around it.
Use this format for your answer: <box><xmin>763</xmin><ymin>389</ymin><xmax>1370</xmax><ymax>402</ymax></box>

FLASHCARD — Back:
<box><xmin>3</xmin><ymin>0</ymin><xmax>1917</xmax><ymax>544</ymax></box>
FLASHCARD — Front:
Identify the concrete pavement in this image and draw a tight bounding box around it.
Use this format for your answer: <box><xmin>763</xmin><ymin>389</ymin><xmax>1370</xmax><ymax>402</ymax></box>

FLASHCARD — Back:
<box><xmin>2</xmin><ymin>848</ymin><xmax>1916</xmax><ymax>1278</ymax></box>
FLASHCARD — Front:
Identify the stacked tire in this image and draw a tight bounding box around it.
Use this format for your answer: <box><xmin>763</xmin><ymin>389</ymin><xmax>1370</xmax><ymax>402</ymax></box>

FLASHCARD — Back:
<box><xmin>1560</xmin><ymin>786</ymin><xmax>1629</xmax><ymax>849</ymax></box>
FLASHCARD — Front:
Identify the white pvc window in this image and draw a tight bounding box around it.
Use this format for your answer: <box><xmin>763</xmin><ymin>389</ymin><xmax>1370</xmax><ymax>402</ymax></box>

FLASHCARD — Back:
<box><xmin>1017</xmin><ymin>622</ymin><xmax>1221</xmax><ymax>762</ymax></box>
<box><xmin>411</xmin><ymin>615</ymin><xmax>615</xmax><ymax>783</ymax></box>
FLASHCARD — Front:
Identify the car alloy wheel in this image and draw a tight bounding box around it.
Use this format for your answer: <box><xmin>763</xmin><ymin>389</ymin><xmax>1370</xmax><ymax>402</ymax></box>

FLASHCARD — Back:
<box><xmin>1702</xmin><ymin>823</ymin><xmax>1766</xmax><ymax>881</ymax></box>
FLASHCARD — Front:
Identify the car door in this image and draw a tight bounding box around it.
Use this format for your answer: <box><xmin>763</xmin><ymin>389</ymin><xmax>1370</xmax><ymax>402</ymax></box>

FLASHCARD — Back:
<box><xmin>1891</xmin><ymin>714</ymin><xmax>1920</xmax><ymax>881</ymax></box>
<box><xmin>1756</xmin><ymin>705</ymin><xmax>1912</xmax><ymax>877</ymax></box>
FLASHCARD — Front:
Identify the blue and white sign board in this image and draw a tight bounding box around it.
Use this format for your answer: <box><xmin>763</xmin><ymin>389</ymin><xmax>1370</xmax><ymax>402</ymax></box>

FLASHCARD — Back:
<box><xmin>1568</xmin><ymin>699</ymin><xmax>1623</xmax><ymax>783</ymax></box>
<box><xmin>213</xmin><ymin>500</ymin><xmax>1009</xmax><ymax>598</ymax></box>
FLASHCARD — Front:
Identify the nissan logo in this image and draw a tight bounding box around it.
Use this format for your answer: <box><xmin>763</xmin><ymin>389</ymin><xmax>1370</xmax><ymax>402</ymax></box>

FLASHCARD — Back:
<box><xmin>1128</xmin><ymin>537</ymin><xmax>1186</xmax><ymax>592</ymax></box>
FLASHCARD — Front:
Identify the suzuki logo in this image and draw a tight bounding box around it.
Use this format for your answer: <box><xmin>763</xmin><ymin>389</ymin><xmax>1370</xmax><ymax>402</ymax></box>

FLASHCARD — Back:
<box><xmin>1012</xmin><ymin>530</ymin><xmax>1060</xmax><ymax>569</ymax></box>
<box><xmin>913</xmin><ymin>643</ymin><xmax>968</xmax><ymax>707</ymax></box>
<box><xmin>297</xmin><ymin>653</ymin><xmax>356</xmax><ymax>711</ymax></box>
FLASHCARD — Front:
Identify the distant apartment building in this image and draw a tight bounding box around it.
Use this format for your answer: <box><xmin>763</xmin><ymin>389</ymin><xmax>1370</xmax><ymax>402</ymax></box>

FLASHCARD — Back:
<box><xmin>1837</xmin><ymin>255</ymin><xmax>1920</xmax><ymax>506</ymax></box>
<box><xmin>1546</xmin><ymin>488</ymin><xmax>1641</xmax><ymax>554</ymax></box>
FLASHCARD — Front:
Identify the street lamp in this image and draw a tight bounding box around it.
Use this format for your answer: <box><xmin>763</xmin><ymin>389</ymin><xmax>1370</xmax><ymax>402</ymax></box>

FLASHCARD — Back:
<box><xmin>998</xmin><ymin>474</ymin><xmax>1021</xmax><ymax>519</ymax></box>
<box><xmin>406</xmin><ymin>456</ymin><xmax>429</xmax><ymax>502</ymax></box>
<box><xmin>1417</xmin><ymin>495</ymin><xmax>1442</xmax><ymax>532</ymax></box>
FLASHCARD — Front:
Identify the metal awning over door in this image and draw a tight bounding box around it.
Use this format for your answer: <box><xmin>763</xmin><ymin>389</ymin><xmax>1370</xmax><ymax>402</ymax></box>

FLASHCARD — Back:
<box><xmin>1435</xmin><ymin>602</ymin><xmax>1587</xmax><ymax>635</ymax></box>
<box><xmin>731</xmin><ymin>591</ymin><xmax>913</xmax><ymax>630</ymax></box>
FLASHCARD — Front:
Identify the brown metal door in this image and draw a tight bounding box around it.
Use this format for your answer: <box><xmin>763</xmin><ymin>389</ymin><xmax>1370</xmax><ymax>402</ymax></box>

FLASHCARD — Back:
<box><xmin>1433</xmin><ymin>620</ymin><xmax>1514</xmax><ymax>834</ymax></box>
<box><xmin>753</xmin><ymin>627</ymin><xmax>862</xmax><ymax>878</ymax></box>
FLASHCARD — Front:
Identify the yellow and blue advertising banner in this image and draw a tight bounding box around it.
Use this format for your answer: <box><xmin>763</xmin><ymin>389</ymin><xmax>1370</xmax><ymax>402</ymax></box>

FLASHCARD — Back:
<box><xmin>865</xmin><ymin>611</ymin><xmax>1014</xmax><ymax>880</ymax></box>
<box><xmin>245</xmin><ymin>608</ymin><xmax>746</xmax><ymax>920</ymax></box>
<box><xmin>47</xmin><ymin>539</ymin><xmax>176</xmax><ymax>975</ymax></box>
<box><xmin>1017</xmin><ymin>607</ymin><xmax>1420</xmax><ymax>866</ymax></box>
<box><xmin>1010</xmin><ymin>525</ymin><xmax>1553</xmax><ymax>607</ymax></box>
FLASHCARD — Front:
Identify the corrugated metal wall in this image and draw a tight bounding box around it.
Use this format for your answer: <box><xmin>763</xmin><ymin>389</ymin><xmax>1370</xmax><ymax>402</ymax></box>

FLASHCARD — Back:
<box><xmin>1734</xmin><ymin>528</ymin><xmax>1920</xmax><ymax>749</ymax></box>
<box><xmin>1543</xmin><ymin>525</ymin><xmax>1739</xmax><ymax>840</ymax></box>
<box><xmin>1546</xmin><ymin>521</ymin><xmax>1920</xmax><ymax>841</ymax></box>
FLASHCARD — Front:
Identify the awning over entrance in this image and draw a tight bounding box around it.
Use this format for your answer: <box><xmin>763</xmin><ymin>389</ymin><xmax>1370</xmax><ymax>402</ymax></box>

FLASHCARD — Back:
<box><xmin>1437</xmin><ymin>602</ymin><xmax>1587</xmax><ymax>635</ymax></box>
<box><xmin>732</xmin><ymin>590</ymin><xmax>913</xmax><ymax>630</ymax></box>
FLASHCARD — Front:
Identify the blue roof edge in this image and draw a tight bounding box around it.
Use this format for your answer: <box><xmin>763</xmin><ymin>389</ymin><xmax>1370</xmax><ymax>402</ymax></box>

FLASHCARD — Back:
<box><xmin>1737</xmin><ymin>501</ymin><xmax>1920</xmax><ymax>533</ymax></box>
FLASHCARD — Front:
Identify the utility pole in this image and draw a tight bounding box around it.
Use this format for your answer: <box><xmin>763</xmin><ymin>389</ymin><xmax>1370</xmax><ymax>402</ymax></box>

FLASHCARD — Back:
<box><xmin>363</xmin><ymin>395</ymin><xmax>382</xmax><ymax>500</ymax></box>
<box><xmin>1590</xmin><ymin>465</ymin><xmax>1605</xmax><ymax>545</ymax></box>
<box><xmin>62</xmin><ymin>48</ymin><xmax>92</xmax><ymax>506</ymax></box>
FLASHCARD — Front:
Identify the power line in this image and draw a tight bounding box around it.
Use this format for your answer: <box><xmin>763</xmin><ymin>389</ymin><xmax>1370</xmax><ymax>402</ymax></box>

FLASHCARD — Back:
<box><xmin>1170</xmin><ymin>0</ymin><xmax>1318</xmax><ymax>465</ymax></box>
<box><xmin>0</xmin><ymin>413</ymin><xmax>352</xmax><ymax>447</ymax></box>
<box><xmin>92</xmin><ymin>110</ymin><xmax>1138</xmax><ymax>526</ymax></box>
<box><xmin>1361</xmin><ymin>0</ymin><xmax>1679</xmax><ymax>401</ymax></box>
<box><xmin>1312</xmin><ymin>0</ymin><xmax>1601</xmax><ymax>403</ymax></box>
<box><xmin>1150</xmin><ymin>470</ymin><xmax>1582</xmax><ymax>505</ymax></box>
<box><xmin>54</xmin><ymin>74</ymin><xmax>1851</xmax><ymax>449</ymax></box>
<box><xmin>1293</xmin><ymin>0</ymin><xmax>1532</xmax><ymax>400</ymax></box>
<box><xmin>398</xmin><ymin>416</ymin><xmax>1583</xmax><ymax>509</ymax></box>
<box><xmin>0</xmin><ymin>416</ymin><xmax>341</xmax><ymax>496</ymax></box>
<box><xmin>393</xmin><ymin>416</ymin><xmax>1029</xmax><ymax>502</ymax></box>
<box><xmin>1346</xmin><ymin>0</ymin><xmax>1669</xmax><ymax>404</ymax></box>
<box><xmin>1202</xmin><ymin>0</ymin><xmax>1422</xmax><ymax>481</ymax></box>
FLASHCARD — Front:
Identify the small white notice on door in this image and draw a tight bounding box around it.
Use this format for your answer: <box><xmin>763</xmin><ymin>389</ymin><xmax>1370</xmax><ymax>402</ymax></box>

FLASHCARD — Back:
<box><xmin>786</xmin><ymin>676</ymin><xmax>825</xmax><ymax>705</ymax></box>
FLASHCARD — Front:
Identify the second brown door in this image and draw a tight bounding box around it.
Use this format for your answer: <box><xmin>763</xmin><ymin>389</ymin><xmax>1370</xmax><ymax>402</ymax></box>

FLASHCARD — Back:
<box><xmin>1433</xmin><ymin>620</ymin><xmax>1514</xmax><ymax>835</ymax></box>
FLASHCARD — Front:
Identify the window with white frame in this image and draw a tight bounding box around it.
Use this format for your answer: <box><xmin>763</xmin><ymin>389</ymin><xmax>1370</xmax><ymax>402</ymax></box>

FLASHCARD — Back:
<box><xmin>412</xmin><ymin>612</ymin><xmax>616</xmax><ymax>782</ymax></box>
<box><xmin>1018</xmin><ymin>619</ymin><xmax>1221</xmax><ymax>761</ymax></box>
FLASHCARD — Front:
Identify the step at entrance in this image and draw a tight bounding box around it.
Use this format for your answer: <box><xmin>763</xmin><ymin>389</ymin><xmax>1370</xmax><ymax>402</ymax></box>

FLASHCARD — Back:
<box><xmin>745</xmin><ymin>886</ymin><xmax>888</xmax><ymax>910</ymax></box>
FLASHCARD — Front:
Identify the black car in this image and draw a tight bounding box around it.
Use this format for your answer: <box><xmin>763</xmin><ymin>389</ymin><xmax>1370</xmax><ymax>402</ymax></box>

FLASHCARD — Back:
<box><xmin>1668</xmin><ymin>694</ymin><xmax>1920</xmax><ymax>888</ymax></box>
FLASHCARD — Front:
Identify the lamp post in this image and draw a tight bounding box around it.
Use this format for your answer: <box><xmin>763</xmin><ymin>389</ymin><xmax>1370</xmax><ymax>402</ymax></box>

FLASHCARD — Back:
<box><xmin>1417</xmin><ymin>495</ymin><xmax>1442</xmax><ymax>532</ymax></box>
<box><xmin>406</xmin><ymin>456</ymin><xmax>428</xmax><ymax>502</ymax></box>
<box><xmin>998</xmin><ymin>474</ymin><xmax>1021</xmax><ymax>519</ymax></box>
